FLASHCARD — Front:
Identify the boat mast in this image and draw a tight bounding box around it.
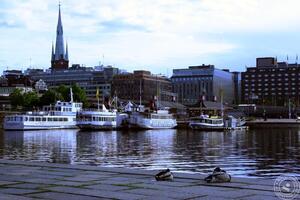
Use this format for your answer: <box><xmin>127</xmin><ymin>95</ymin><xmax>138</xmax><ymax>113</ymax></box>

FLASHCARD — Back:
<box><xmin>70</xmin><ymin>87</ymin><xmax>74</xmax><ymax>103</ymax></box>
<box><xmin>220</xmin><ymin>88</ymin><xmax>224</xmax><ymax>118</ymax></box>
<box><xmin>139</xmin><ymin>79</ymin><xmax>142</xmax><ymax>106</ymax></box>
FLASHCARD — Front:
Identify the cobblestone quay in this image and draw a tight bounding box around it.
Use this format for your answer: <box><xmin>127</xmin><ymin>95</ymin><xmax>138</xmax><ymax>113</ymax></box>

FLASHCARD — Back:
<box><xmin>0</xmin><ymin>159</ymin><xmax>292</xmax><ymax>199</ymax></box>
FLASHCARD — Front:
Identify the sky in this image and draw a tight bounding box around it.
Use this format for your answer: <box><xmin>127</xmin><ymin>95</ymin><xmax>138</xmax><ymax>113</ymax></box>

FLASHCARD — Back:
<box><xmin>1</xmin><ymin>0</ymin><xmax>300</xmax><ymax>75</ymax></box>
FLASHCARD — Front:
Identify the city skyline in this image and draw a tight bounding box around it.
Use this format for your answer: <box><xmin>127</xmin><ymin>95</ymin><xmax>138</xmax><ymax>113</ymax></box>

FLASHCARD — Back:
<box><xmin>1</xmin><ymin>0</ymin><xmax>300</xmax><ymax>74</ymax></box>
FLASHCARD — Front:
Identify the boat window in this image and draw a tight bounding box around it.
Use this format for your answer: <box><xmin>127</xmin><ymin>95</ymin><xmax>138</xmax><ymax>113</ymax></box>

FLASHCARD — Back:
<box><xmin>35</xmin><ymin>117</ymin><xmax>41</xmax><ymax>121</ymax></box>
<box><xmin>29</xmin><ymin>117</ymin><xmax>34</xmax><ymax>121</ymax></box>
<box><xmin>59</xmin><ymin>118</ymin><xmax>63</xmax><ymax>121</ymax></box>
<box><xmin>64</xmin><ymin>118</ymin><xmax>68</xmax><ymax>121</ymax></box>
<box><xmin>48</xmin><ymin>118</ymin><xmax>53</xmax><ymax>121</ymax></box>
<box><xmin>42</xmin><ymin>118</ymin><xmax>46</xmax><ymax>121</ymax></box>
<box><xmin>25</xmin><ymin>117</ymin><xmax>28</xmax><ymax>121</ymax></box>
<box><xmin>53</xmin><ymin>118</ymin><xmax>58</xmax><ymax>121</ymax></box>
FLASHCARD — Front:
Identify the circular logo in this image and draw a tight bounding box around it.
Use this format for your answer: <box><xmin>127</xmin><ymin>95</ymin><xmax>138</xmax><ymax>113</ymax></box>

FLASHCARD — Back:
<box><xmin>274</xmin><ymin>175</ymin><xmax>300</xmax><ymax>200</ymax></box>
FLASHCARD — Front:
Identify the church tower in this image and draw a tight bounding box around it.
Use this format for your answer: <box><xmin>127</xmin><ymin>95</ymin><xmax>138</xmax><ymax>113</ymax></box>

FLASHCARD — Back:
<box><xmin>51</xmin><ymin>3</ymin><xmax>69</xmax><ymax>70</ymax></box>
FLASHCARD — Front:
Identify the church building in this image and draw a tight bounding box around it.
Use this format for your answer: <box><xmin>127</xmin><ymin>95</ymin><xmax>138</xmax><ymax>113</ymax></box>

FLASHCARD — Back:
<box><xmin>51</xmin><ymin>4</ymin><xmax>69</xmax><ymax>70</ymax></box>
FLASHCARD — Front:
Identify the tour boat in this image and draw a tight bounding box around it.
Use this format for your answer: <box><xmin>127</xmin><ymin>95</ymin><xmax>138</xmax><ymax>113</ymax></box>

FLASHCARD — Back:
<box><xmin>4</xmin><ymin>91</ymin><xmax>82</xmax><ymax>130</ymax></box>
<box><xmin>128</xmin><ymin>108</ymin><xmax>177</xmax><ymax>129</ymax></box>
<box><xmin>189</xmin><ymin>115</ymin><xmax>224</xmax><ymax>130</ymax></box>
<box><xmin>76</xmin><ymin>104</ymin><xmax>117</xmax><ymax>130</ymax></box>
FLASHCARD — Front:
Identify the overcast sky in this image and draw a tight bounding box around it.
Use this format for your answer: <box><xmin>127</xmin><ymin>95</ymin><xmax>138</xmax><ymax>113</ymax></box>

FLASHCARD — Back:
<box><xmin>1</xmin><ymin>0</ymin><xmax>300</xmax><ymax>74</ymax></box>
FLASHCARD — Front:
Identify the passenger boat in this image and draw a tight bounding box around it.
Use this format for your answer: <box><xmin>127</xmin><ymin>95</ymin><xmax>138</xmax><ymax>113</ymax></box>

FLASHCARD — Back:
<box><xmin>129</xmin><ymin>108</ymin><xmax>177</xmax><ymax>129</ymax></box>
<box><xmin>76</xmin><ymin>104</ymin><xmax>117</xmax><ymax>130</ymax></box>
<box><xmin>189</xmin><ymin>115</ymin><xmax>224</xmax><ymax>130</ymax></box>
<box><xmin>4</xmin><ymin>93</ymin><xmax>82</xmax><ymax>130</ymax></box>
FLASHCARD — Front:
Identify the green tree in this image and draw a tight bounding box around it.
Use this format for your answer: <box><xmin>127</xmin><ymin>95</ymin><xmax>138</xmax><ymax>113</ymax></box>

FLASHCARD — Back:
<box><xmin>56</xmin><ymin>85</ymin><xmax>69</xmax><ymax>101</ymax></box>
<box><xmin>39</xmin><ymin>89</ymin><xmax>64</xmax><ymax>106</ymax></box>
<box><xmin>9</xmin><ymin>88</ymin><xmax>24</xmax><ymax>107</ymax></box>
<box><xmin>23</xmin><ymin>91</ymin><xmax>39</xmax><ymax>108</ymax></box>
<box><xmin>71</xmin><ymin>84</ymin><xmax>89</xmax><ymax>107</ymax></box>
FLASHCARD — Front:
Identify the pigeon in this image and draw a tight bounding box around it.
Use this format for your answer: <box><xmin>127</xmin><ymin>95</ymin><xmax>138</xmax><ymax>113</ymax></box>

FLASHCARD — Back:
<box><xmin>155</xmin><ymin>169</ymin><xmax>174</xmax><ymax>181</ymax></box>
<box><xmin>204</xmin><ymin>167</ymin><xmax>231</xmax><ymax>183</ymax></box>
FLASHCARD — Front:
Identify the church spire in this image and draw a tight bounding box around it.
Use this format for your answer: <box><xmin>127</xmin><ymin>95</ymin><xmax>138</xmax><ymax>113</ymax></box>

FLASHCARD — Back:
<box><xmin>65</xmin><ymin>41</ymin><xmax>69</xmax><ymax>61</ymax></box>
<box><xmin>51</xmin><ymin>42</ymin><xmax>55</xmax><ymax>61</ymax></box>
<box><xmin>51</xmin><ymin>2</ymin><xmax>69</xmax><ymax>70</ymax></box>
<box><xmin>54</xmin><ymin>2</ymin><xmax>65</xmax><ymax>60</ymax></box>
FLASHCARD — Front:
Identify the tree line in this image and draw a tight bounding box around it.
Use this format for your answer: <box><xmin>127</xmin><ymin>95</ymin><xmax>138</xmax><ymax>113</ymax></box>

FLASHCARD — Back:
<box><xmin>9</xmin><ymin>84</ymin><xmax>89</xmax><ymax>110</ymax></box>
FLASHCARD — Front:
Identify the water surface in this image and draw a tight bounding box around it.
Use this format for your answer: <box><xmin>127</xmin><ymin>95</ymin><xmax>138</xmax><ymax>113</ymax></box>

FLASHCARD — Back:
<box><xmin>0</xmin><ymin>128</ymin><xmax>299</xmax><ymax>178</ymax></box>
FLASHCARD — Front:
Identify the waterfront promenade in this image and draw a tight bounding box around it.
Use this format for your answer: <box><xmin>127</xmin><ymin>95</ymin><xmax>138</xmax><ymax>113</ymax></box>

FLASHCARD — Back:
<box><xmin>0</xmin><ymin>159</ymin><xmax>286</xmax><ymax>199</ymax></box>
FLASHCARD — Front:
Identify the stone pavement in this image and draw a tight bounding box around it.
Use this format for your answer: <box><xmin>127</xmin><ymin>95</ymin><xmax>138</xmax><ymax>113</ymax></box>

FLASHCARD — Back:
<box><xmin>0</xmin><ymin>159</ymin><xmax>295</xmax><ymax>200</ymax></box>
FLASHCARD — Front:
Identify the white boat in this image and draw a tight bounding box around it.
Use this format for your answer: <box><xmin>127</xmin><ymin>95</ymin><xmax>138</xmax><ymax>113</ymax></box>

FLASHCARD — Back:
<box><xmin>76</xmin><ymin>104</ymin><xmax>117</xmax><ymax>130</ymax></box>
<box><xmin>189</xmin><ymin>115</ymin><xmax>224</xmax><ymax>130</ymax></box>
<box><xmin>4</xmin><ymin>101</ymin><xmax>82</xmax><ymax>131</ymax></box>
<box><xmin>129</xmin><ymin>108</ymin><xmax>177</xmax><ymax>129</ymax></box>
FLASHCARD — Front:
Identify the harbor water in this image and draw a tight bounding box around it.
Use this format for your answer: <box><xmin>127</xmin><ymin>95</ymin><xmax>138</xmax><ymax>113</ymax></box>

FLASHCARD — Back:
<box><xmin>0</xmin><ymin>128</ymin><xmax>299</xmax><ymax>178</ymax></box>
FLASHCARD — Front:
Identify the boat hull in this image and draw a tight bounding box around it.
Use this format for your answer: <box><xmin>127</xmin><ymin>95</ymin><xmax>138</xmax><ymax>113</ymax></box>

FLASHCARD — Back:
<box><xmin>77</xmin><ymin>122</ymin><xmax>117</xmax><ymax>130</ymax></box>
<box><xmin>4</xmin><ymin>122</ymin><xmax>77</xmax><ymax>131</ymax></box>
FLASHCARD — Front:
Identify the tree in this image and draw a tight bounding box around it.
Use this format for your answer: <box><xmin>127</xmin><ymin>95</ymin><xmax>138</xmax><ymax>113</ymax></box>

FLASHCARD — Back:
<box><xmin>9</xmin><ymin>88</ymin><xmax>24</xmax><ymax>107</ymax></box>
<box><xmin>39</xmin><ymin>89</ymin><xmax>63</xmax><ymax>106</ymax></box>
<box><xmin>56</xmin><ymin>85</ymin><xmax>69</xmax><ymax>101</ymax></box>
<box><xmin>23</xmin><ymin>91</ymin><xmax>39</xmax><ymax>108</ymax></box>
<box><xmin>71</xmin><ymin>84</ymin><xmax>89</xmax><ymax>107</ymax></box>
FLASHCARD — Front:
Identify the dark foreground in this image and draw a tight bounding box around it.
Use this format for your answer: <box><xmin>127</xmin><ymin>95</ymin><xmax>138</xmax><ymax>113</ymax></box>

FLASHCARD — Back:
<box><xmin>0</xmin><ymin>159</ymin><xmax>289</xmax><ymax>200</ymax></box>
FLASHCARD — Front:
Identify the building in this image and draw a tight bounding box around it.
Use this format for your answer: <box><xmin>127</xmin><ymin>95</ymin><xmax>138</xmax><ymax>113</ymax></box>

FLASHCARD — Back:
<box><xmin>28</xmin><ymin>66</ymin><xmax>120</xmax><ymax>106</ymax></box>
<box><xmin>171</xmin><ymin>65</ymin><xmax>234</xmax><ymax>106</ymax></box>
<box><xmin>112</xmin><ymin>70</ymin><xmax>176</xmax><ymax>105</ymax></box>
<box><xmin>241</xmin><ymin>57</ymin><xmax>300</xmax><ymax>106</ymax></box>
<box><xmin>51</xmin><ymin>4</ymin><xmax>69</xmax><ymax>70</ymax></box>
<box><xmin>233</xmin><ymin>71</ymin><xmax>241</xmax><ymax>105</ymax></box>
<box><xmin>0</xmin><ymin>70</ymin><xmax>34</xmax><ymax>107</ymax></box>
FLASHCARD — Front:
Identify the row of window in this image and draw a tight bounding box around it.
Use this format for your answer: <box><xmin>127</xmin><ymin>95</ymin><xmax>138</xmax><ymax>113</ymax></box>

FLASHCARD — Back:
<box><xmin>6</xmin><ymin>116</ymin><xmax>74</xmax><ymax>122</ymax></box>
<box><xmin>245</xmin><ymin>88</ymin><xmax>297</xmax><ymax>91</ymax></box>
<box><xmin>245</xmin><ymin>83</ymin><xmax>298</xmax><ymax>87</ymax></box>
<box><xmin>78</xmin><ymin>117</ymin><xmax>116</xmax><ymax>122</ymax></box>
<box><xmin>244</xmin><ymin>78</ymin><xmax>299</xmax><ymax>82</ymax></box>
<box><xmin>245</xmin><ymin>92</ymin><xmax>297</xmax><ymax>96</ymax></box>
<box><xmin>245</xmin><ymin>73</ymin><xmax>299</xmax><ymax>78</ymax></box>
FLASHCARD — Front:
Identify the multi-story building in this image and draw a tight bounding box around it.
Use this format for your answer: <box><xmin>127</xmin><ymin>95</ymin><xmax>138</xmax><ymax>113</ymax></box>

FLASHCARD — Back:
<box><xmin>171</xmin><ymin>65</ymin><xmax>234</xmax><ymax>106</ymax></box>
<box><xmin>28</xmin><ymin>66</ymin><xmax>120</xmax><ymax>106</ymax></box>
<box><xmin>241</xmin><ymin>57</ymin><xmax>300</xmax><ymax>106</ymax></box>
<box><xmin>112</xmin><ymin>70</ymin><xmax>176</xmax><ymax>105</ymax></box>
<box><xmin>233</xmin><ymin>71</ymin><xmax>241</xmax><ymax>105</ymax></box>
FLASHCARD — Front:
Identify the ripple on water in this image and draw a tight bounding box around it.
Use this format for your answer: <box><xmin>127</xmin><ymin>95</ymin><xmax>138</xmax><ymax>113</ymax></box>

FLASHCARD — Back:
<box><xmin>0</xmin><ymin>128</ymin><xmax>300</xmax><ymax>177</ymax></box>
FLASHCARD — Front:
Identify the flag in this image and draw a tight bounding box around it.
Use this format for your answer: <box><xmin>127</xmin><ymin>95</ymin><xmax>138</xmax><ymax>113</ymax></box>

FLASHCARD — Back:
<box><xmin>96</xmin><ymin>88</ymin><xmax>100</xmax><ymax>100</ymax></box>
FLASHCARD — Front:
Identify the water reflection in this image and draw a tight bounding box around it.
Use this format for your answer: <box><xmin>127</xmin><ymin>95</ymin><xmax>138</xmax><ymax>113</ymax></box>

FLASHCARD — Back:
<box><xmin>0</xmin><ymin>128</ymin><xmax>299</xmax><ymax>177</ymax></box>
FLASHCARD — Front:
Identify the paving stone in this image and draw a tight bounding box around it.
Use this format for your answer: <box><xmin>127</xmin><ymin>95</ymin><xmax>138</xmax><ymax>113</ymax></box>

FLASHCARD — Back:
<box><xmin>0</xmin><ymin>181</ymin><xmax>19</xmax><ymax>186</ymax></box>
<box><xmin>84</xmin><ymin>183</ymin><xmax>131</xmax><ymax>191</ymax></box>
<box><xmin>22</xmin><ymin>178</ymin><xmax>58</xmax><ymax>185</ymax></box>
<box><xmin>3</xmin><ymin>183</ymin><xmax>45</xmax><ymax>189</ymax></box>
<box><xmin>241</xmin><ymin>194</ymin><xmax>281</xmax><ymax>200</ymax></box>
<box><xmin>0</xmin><ymin>193</ymin><xmax>36</xmax><ymax>200</ymax></box>
<box><xmin>123</xmin><ymin>188</ymin><xmax>203</xmax><ymax>199</ymax></box>
<box><xmin>27</xmin><ymin>192</ymin><xmax>106</xmax><ymax>200</ymax></box>
<box><xmin>60</xmin><ymin>176</ymin><xmax>101</xmax><ymax>182</ymax></box>
<box><xmin>48</xmin><ymin>186</ymin><xmax>147</xmax><ymax>200</ymax></box>
<box><xmin>52</xmin><ymin>181</ymin><xmax>95</xmax><ymax>187</ymax></box>
<box><xmin>0</xmin><ymin>188</ymin><xmax>39</xmax><ymax>195</ymax></box>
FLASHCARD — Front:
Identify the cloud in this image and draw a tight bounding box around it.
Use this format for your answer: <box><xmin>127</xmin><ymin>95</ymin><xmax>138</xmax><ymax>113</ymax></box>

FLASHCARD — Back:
<box><xmin>1</xmin><ymin>0</ymin><xmax>300</xmax><ymax>73</ymax></box>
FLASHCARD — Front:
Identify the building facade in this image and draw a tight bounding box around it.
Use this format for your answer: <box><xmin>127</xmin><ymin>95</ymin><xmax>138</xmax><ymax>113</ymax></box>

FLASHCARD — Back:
<box><xmin>241</xmin><ymin>57</ymin><xmax>300</xmax><ymax>106</ymax></box>
<box><xmin>171</xmin><ymin>65</ymin><xmax>234</xmax><ymax>106</ymax></box>
<box><xmin>28</xmin><ymin>66</ymin><xmax>120</xmax><ymax>106</ymax></box>
<box><xmin>51</xmin><ymin>4</ymin><xmax>69</xmax><ymax>70</ymax></box>
<box><xmin>112</xmin><ymin>70</ymin><xmax>175</xmax><ymax>104</ymax></box>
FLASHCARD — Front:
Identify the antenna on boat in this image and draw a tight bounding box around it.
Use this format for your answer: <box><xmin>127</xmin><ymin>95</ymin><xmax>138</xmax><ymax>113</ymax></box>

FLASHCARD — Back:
<box><xmin>139</xmin><ymin>79</ymin><xmax>142</xmax><ymax>106</ymax></box>
<box><xmin>70</xmin><ymin>87</ymin><xmax>74</xmax><ymax>103</ymax></box>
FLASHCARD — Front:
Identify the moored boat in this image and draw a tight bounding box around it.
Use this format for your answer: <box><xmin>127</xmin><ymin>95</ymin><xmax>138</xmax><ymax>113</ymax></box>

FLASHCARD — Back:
<box><xmin>76</xmin><ymin>104</ymin><xmax>117</xmax><ymax>130</ymax></box>
<box><xmin>129</xmin><ymin>108</ymin><xmax>177</xmax><ymax>129</ymax></box>
<box><xmin>4</xmin><ymin>101</ymin><xmax>82</xmax><ymax>131</ymax></box>
<box><xmin>189</xmin><ymin>115</ymin><xmax>224</xmax><ymax>130</ymax></box>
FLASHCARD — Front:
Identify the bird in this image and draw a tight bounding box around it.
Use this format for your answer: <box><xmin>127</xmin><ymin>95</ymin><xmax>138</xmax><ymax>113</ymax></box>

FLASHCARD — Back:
<box><xmin>155</xmin><ymin>168</ymin><xmax>174</xmax><ymax>181</ymax></box>
<box><xmin>204</xmin><ymin>167</ymin><xmax>231</xmax><ymax>183</ymax></box>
